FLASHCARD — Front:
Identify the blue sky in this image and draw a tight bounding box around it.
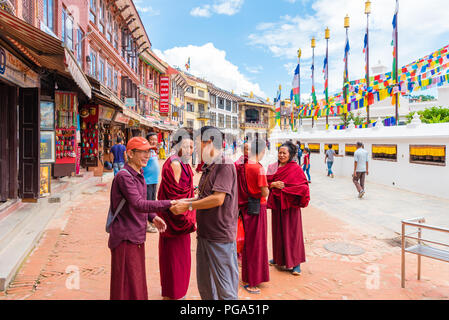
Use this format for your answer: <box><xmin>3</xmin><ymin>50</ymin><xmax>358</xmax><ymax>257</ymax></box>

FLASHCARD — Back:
<box><xmin>135</xmin><ymin>0</ymin><xmax>448</xmax><ymax>101</ymax></box>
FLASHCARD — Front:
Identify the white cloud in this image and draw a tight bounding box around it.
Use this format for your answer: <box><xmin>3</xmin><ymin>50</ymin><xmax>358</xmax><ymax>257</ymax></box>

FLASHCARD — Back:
<box><xmin>190</xmin><ymin>5</ymin><xmax>212</xmax><ymax>18</ymax></box>
<box><xmin>134</xmin><ymin>0</ymin><xmax>160</xmax><ymax>16</ymax></box>
<box><xmin>249</xmin><ymin>0</ymin><xmax>449</xmax><ymax>97</ymax></box>
<box><xmin>154</xmin><ymin>43</ymin><xmax>265</xmax><ymax>97</ymax></box>
<box><xmin>191</xmin><ymin>0</ymin><xmax>244</xmax><ymax>18</ymax></box>
<box><xmin>245</xmin><ymin>65</ymin><xmax>264</xmax><ymax>74</ymax></box>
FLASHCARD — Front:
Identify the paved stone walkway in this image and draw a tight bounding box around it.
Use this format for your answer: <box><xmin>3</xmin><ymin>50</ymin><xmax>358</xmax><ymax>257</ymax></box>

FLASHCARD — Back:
<box><xmin>0</xmin><ymin>160</ymin><xmax>448</xmax><ymax>300</ymax></box>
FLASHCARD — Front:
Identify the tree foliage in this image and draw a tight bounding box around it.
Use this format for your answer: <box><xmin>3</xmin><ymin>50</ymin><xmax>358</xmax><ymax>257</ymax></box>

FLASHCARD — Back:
<box><xmin>406</xmin><ymin>107</ymin><xmax>449</xmax><ymax>124</ymax></box>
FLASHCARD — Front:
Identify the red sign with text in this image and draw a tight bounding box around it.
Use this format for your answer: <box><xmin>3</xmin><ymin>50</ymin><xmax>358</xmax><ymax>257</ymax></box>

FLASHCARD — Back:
<box><xmin>159</xmin><ymin>76</ymin><xmax>170</xmax><ymax>114</ymax></box>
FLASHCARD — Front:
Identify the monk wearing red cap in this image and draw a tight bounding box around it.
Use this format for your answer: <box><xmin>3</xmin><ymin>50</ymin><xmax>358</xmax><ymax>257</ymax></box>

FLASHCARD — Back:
<box><xmin>108</xmin><ymin>136</ymin><xmax>184</xmax><ymax>300</ymax></box>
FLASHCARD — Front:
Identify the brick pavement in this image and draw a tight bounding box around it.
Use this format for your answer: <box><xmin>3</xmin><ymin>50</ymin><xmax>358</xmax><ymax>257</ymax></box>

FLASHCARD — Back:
<box><xmin>0</xmin><ymin>164</ymin><xmax>448</xmax><ymax>300</ymax></box>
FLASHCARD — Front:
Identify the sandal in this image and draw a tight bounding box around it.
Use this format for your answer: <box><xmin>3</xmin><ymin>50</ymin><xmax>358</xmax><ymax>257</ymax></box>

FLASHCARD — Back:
<box><xmin>292</xmin><ymin>265</ymin><xmax>301</xmax><ymax>276</ymax></box>
<box><xmin>242</xmin><ymin>284</ymin><xmax>260</xmax><ymax>294</ymax></box>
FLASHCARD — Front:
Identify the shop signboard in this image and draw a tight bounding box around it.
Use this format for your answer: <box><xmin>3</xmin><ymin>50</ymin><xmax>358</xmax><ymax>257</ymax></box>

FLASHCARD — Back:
<box><xmin>0</xmin><ymin>45</ymin><xmax>39</xmax><ymax>88</ymax></box>
<box><xmin>160</xmin><ymin>76</ymin><xmax>170</xmax><ymax>114</ymax></box>
<box><xmin>113</xmin><ymin>112</ymin><xmax>130</xmax><ymax>124</ymax></box>
<box><xmin>99</xmin><ymin>105</ymin><xmax>115</xmax><ymax>121</ymax></box>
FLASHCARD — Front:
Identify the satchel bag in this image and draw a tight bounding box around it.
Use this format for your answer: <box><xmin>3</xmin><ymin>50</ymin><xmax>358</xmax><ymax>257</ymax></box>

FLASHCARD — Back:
<box><xmin>105</xmin><ymin>169</ymin><xmax>131</xmax><ymax>233</ymax></box>
<box><xmin>244</xmin><ymin>164</ymin><xmax>261</xmax><ymax>215</ymax></box>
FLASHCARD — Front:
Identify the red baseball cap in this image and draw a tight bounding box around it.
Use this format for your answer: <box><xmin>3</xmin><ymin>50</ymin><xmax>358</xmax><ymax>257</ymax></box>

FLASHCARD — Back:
<box><xmin>126</xmin><ymin>137</ymin><xmax>151</xmax><ymax>151</ymax></box>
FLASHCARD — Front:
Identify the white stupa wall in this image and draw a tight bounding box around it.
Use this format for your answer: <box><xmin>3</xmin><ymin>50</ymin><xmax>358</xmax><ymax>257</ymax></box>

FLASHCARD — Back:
<box><xmin>267</xmin><ymin>122</ymin><xmax>449</xmax><ymax>200</ymax></box>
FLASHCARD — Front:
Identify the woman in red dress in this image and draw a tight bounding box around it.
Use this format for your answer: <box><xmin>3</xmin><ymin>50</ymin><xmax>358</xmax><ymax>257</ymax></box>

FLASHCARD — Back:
<box><xmin>267</xmin><ymin>141</ymin><xmax>310</xmax><ymax>276</ymax></box>
<box><xmin>157</xmin><ymin>128</ymin><xmax>196</xmax><ymax>300</ymax></box>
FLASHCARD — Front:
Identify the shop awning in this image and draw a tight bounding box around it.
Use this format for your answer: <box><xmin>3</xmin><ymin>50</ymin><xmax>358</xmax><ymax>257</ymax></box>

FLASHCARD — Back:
<box><xmin>0</xmin><ymin>10</ymin><xmax>91</xmax><ymax>98</ymax></box>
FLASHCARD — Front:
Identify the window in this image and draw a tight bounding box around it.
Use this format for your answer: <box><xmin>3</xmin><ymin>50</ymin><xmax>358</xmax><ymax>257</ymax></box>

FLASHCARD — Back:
<box><xmin>99</xmin><ymin>0</ymin><xmax>105</xmax><ymax>34</ymax></box>
<box><xmin>76</xmin><ymin>29</ymin><xmax>84</xmax><ymax>67</ymax></box>
<box><xmin>90</xmin><ymin>50</ymin><xmax>97</xmax><ymax>78</ymax></box>
<box><xmin>218</xmin><ymin>98</ymin><xmax>224</xmax><ymax>109</ymax></box>
<box><xmin>89</xmin><ymin>0</ymin><xmax>97</xmax><ymax>24</ymax></box>
<box><xmin>61</xmin><ymin>9</ymin><xmax>66</xmax><ymax>44</ymax></box>
<box><xmin>226</xmin><ymin>115</ymin><xmax>231</xmax><ymax>128</ymax></box>
<box><xmin>114</xmin><ymin>70</ymin><xmax>118</xmax><ymax>92</ymax></box>
<box><xmin>232</xmin><ymin>117</ymin><xmax>238</xmax><ymax>129</ymax></box>
<box><xmin>187</xmin><ymin>102</ymin><xmax>194</xmax><ymax>112</ymax></box>
<box><xmin>218</xmin><ymin>114</ymin><xmax>224</xmax><ymax>128</ymax></box>
<box><xmin>99</xmin><ymin>58</ymin><xmax>105</xmax><ymax>83</ymax></box>
<box><xmin>345</xmin><ymin>144</ymin><xmax>357</xmax><ymax>157</ymax></box>
<box><xmin>113</xmin><ymin>21</ymin><xmax>119</xmax><ymax>50</ymax></box>
<box><xmin>186</xmin><ymin>86</ymin><xmax>194</xmax><ymax>93</ymax></box>
<box><xmin>232</xmin><ymin>102</ymin><xmax>237</xmax><ymax>113</ymax></box>
<box><xmin>187</xmin><ymin>120</ymin><xmax>194</xmax><ymax>128</ymax></box>
<box><xmin>210</xmin><ymin>95</ymin><xmax>216</xmax><ymax>107</ymax></box>
<box><xmin>198</xmin><ymin>103</ymin><xmax>205</xmax><ymax>113</ymax></box>
<box><xmin>308</xmin><ymin>143</ymin><xmax>321</xmax><ymax>154</ymax></box>
<box><xmin>226</xmin><ymin>100</ymin><xmax>232</xmax><ymax>111</ymax></box>
<box><xmin>198</xmin><ymin>89</ymin><xmax>204</xmax><ymax>98</ymax></box>
<box><xmin>409</xmin><ymin>145</ymin><xmax>446</xmax><ymax>166</ymax></box>
<box><xmin>107</xmin><ymin>64</ymin><xmax>112</xmax><ymax>88</ymax></box>
<box><xmin>61</xmin><ymin>9</ymin><xmax>74</xmax><ymax>50</ymax></box>
<box><xmin>210</xmin><ymin>112</ymin><xmax>216</xmax><ymax>126</ymax></box>
<box><xmin>107</xmin><ymin>10</ymin><xmax>113</xmax><ymax>42</ymax></box>
<box><xmin>372</xmin><ymin>144</ymin><xmax>397</xmax><ymax>161</ymax></box>
<box><xmin>43</xmin><ymin>0</ymin><xmax>54</xmax><ymax>31</ymax></box>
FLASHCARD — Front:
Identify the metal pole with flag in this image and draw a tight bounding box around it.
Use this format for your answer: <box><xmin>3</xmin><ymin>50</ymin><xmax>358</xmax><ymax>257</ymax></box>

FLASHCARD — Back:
<box><xmin>343</xmin><ymin>15</ymin><xmax>350</xmax><ymax>123</ymax></box>
<box><xmin>275</xmin><ymin>85</ymin><xmax>281</xmax><ymax>127</ymax></box>
<box><xmin>311</xmin><ymin>37</ymin><xmax>317</xmax><ymax>128</ymax></box>
<box><xmin>292</xmin><ymin>49</ymin><xmax>301</xmax><ymax>130</ymax></box>
<box><xmin>324</xmin><ymin>27</ymin><xmax>330</xmax><ymax>129</ymax></box>
<box><xmin>392</xmin><ymin>0</ymin><xmax>399</xmax><ymax>124</ymax></box>
<box><xmin>365</xmin><ymin>1</ymin><xmax>372</xmax><ymax>122</ymax></box>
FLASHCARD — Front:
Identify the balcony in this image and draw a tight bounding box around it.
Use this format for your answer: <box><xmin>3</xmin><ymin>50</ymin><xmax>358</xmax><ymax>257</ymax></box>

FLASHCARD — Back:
<box><xmin>240</xmin><ymin>121</ymin><xmax>269</xmax><ymax>129</ymax></box>
<box><xmin>197</xmin><ymin>111</ymin><xmax>211</xmax><ymax>120</ymax></box>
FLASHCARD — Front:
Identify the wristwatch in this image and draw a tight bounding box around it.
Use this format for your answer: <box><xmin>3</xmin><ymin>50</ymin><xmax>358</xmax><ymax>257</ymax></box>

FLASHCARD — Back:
<box><xmin>188</xmin><ymin>202</ymin><xmax>193</xmax><ymax>211</ymax></box>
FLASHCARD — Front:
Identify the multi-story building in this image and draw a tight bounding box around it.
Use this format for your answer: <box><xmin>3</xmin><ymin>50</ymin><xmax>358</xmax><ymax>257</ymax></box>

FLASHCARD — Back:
<box><xmin>239</xmin><ymin>92</ymin><xmax>275</xmax><ymax>141</ymax></box>
<box><xmin>184</xmin><ymin>76</ymin><xmax>210</xmax><ymax>130</ymax></box>
<box><xmin>208</xmin><ymin>84</ymin><xmax>243</xmax><ymax>144</ymax></box>
<box><xmin>167</xmin><ymin>66</ymin><xmax>188</xmax><ymax>128</ymax></box>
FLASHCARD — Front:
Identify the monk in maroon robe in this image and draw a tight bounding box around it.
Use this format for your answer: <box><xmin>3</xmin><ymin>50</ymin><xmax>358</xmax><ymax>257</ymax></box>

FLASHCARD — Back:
<box><xmin>235</xmin><ymin>139</ymin><xmax>269</xmax><ymax>294</ymax></box>
<box><xmin>157</xmin><ymin>133</ymin><xmax>196</xmax><ymax>300</ymax></box>
<box><xmin>267</xmin><ymin>141</ymin><xmax>310</xmax><ymax>276</ymax></box>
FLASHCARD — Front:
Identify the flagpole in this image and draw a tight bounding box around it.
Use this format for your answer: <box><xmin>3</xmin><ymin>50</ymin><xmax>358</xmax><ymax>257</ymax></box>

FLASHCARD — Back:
<box><xmin>394</xmin><ymin>0</ymin><xmax>399</xmax><ymax>125</ymax></box>
<box><xmin>344</xmin><ymin>15</ymin><xmax>350</xmax><ymax>124</ymax></box>
<box><xmin>325</xmin><ymin>27</ymin><xmax>330</xmax><ymax>129</ymax></box>
<box><xmin>311</xmin><ymin>37</ymin><xmax>316</xmax><ymax>128</ymax></box>
<box><xmin>298</xmin><ymin>48</ymin><xmax>302</xmax><ymax>130</ymax></box>
<box><xmin>365</xmin><ymin>1</ymin><xmax>371</xmax><ymax>122</ymax></box>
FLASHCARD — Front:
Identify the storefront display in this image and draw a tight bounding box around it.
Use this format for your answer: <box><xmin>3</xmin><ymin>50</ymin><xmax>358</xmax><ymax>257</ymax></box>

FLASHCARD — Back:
<box><xmin>40</xmin><ymin>164</ymin><xmax>51</xmax><ymax>197</ymax></box>
<box><xmin>53</xmin><ymin>91</ymin><xmax>78</xmax><ymax>177</ymax></box>
<box><xmin>80</xmin><ymin>104</ymin><xmax>99</xmax><ymax>167</ymax></box>
<box><xmin>40</xmin><ymin>130</ymin><xmax>56</xmax><ymax>164</ymax></box>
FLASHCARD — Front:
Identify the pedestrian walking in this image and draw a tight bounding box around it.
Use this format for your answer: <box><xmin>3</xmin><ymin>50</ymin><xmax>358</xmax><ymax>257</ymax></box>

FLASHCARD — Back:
<box><xmin>324</xmin><ymin>144</ymin><xmax>343</xmax><ymax>178</ymax></box>
<box><xmin>235</xmin><ymin>139</ymin><xmax>269</xmax><ymax>294</ymax></box>
<box><xmin>157</xmin><ymin>128</ymin><xmax>196</xmax><ymax>300</ymax></box>
<box><xmin>171</xmin><ymin>126</ymin><xmax>239</xmax><ymax>300</ymax></box>
<box><xmin>110</xmin><ymin>137</ymin><xmax>127</xmax><ymax>176</ymax></box>
<box><xmin>302</xmin><ymin>148</ymin><xmax>311</xmax><ymax>183</ymax></box>
<box><xmin>143</xmin><ymin>133</ymin><xmax>160</xmax><ymax>233</ymax></box>
<box><xmin>353</xmin><ymin>142</ymin><xmax>369</xmax><ymax>198</ymax></box>
<box><xmin>108</xmin><ymin>136</ymin><xmax>181</xmax><ymax>300</ymax></box>
<box><xmin>159</xmin><ymin>139</ymin><xmax>167</xmax><ymax>160</ymax></box>
<box><xmin>267</xmin><ymin>141</ymin><xmax>310</xmax><ymax>276</ymax></box>
<box><xmin>296</xmin><ymin>140</ymin><xmax>303</xmax><ymax>166</ymax></box>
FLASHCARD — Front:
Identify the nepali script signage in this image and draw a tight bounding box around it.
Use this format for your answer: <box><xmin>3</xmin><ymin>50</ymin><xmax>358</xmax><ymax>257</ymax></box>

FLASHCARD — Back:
<box><xmin>159</xmin><ymin>76</ymin><xmax>170</xmax><ymax>114</ymax></box>
<box><xmin>0</xmin><ymin>46</ymin><xmax>39</xmax><ymax>88</ymax></box>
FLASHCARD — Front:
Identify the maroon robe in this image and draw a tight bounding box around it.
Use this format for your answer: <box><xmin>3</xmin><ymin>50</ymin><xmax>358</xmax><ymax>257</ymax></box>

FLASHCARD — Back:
<box><xmin>157</xmin><ymin>155</ymin><xmax>196</xmax><ymax>299</ymax></box>
<box><xmin>235</xmin><ymin>158</ymin><xmax>269</xmax><ymax>287</ymax></box>
<box><xmin>267</xmin><ymin>161</ymin><xmax>310</xmax><ymax>269</ymax></box>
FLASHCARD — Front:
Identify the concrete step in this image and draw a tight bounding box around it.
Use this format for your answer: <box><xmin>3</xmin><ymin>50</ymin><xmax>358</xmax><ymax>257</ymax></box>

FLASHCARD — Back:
<box><xmin>0</xmin><ymin>173</ymin><xmax>113</xmax><ymax>291</ymax></box>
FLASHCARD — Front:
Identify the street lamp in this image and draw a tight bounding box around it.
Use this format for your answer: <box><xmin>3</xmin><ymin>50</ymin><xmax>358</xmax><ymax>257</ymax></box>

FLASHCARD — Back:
<box><xmin>365</xmin><ymin>0</ymin><xmax>372</xmax><ymax>122</ymax></box>
<box><xmin>325</xmin><ymin>27</ymin><xmax>330</xmax><ymax>128</ymax></box>
<box><xmin>343</xmin><ymin>15</ymin><xmax>350</xmax><ymax>123</ymax></box>
<box><xmin>311</xmin><ymin>37</ymin><xmax>316</xmax><ymax>128</ymax></box>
